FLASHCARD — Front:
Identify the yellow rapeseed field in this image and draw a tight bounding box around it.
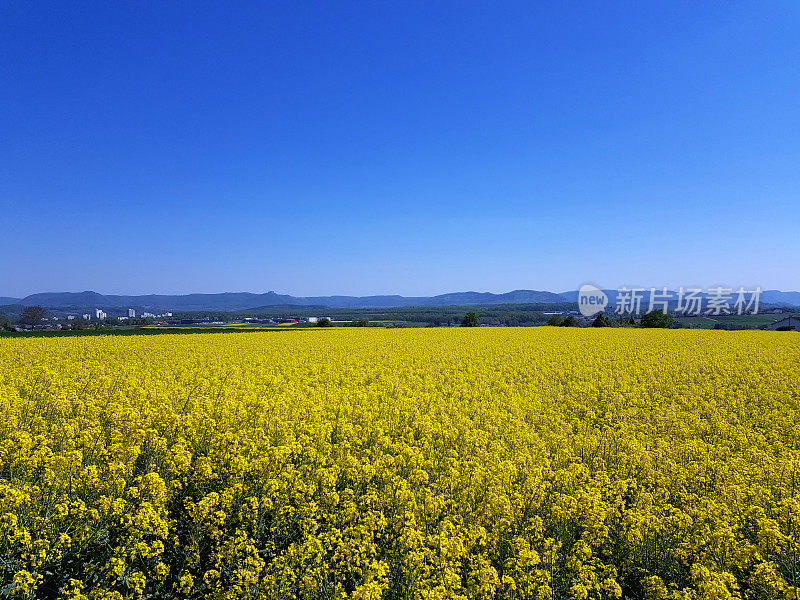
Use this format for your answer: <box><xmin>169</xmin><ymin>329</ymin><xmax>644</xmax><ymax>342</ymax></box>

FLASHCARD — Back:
<box><xmin>0</xmin><ymin>328</ymin><xmax>798</xmax><ymax>600</ymax></box>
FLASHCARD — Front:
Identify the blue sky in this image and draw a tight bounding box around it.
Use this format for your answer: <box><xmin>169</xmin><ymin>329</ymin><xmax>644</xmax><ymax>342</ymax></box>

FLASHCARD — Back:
<box><xmin>2</xmin><ymin>1</ymin><xmax>799</xmax><ymax>297</ymax></box>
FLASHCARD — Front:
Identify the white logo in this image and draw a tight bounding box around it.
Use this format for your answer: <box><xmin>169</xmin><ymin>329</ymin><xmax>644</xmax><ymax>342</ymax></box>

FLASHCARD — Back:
<box><xmin>578</xmin><ymin>284</ymin><xmax>608</xmax><ymax>316</ymax></box>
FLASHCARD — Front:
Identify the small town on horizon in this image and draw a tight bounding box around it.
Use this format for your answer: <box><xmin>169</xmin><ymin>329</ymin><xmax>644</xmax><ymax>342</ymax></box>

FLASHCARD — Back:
<box><xmin>3</xmin><ymin>285</ymin><xmax>799</xmax><ymax>333</ymax></box>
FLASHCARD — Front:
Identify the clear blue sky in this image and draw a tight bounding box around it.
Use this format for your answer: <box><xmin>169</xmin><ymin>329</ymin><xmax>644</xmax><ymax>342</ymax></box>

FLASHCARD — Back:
<box><xmin>2</xmin><ymin>1</ymin><xmax>799</xmax><ymax>297</ymax></box>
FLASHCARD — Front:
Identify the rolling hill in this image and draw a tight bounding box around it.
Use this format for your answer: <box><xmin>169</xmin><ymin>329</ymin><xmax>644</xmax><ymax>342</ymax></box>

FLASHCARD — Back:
<box><xmin>2</xmin><ymin>288</ymin><xmax>798</xmax><ymax>313</ymax></box>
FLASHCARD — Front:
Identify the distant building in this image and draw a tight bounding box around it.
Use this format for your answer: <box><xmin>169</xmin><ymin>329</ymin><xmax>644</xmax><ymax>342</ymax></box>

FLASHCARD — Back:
<box><xmin>128</xmin><ymin>308</ymin><xmax>136</xmax><ymax>318</ymax></box>
<box><xmin>67</xmin><ymin>315</ymin><xmax>75</xmax><ymax>320</ymax></box>
<box><xmin>308</xmin><ymin>317</ymin><xmax>319</xmax><ymax>323</ymax></box>
<box><xmin>767</xmin><ymin>315</ymin><xmax>800</xmax><ymax>331</ymax></box>
<box><xmin>82</xmin><ymin>314</ymin><xmax>91</xmax><ymax>320</ymax></box>
<box><xmin>118</xmin><ymin>316</ymin><xmax>128</xmax><ymax>321</ymax></box>
<box><xmin>95</xmin><ymin>308</ymin><xmax>107</xmax><ymax>319</ymax></box>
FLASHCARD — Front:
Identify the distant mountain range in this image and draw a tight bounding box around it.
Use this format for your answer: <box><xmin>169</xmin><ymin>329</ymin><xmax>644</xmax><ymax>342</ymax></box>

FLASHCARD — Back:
<box><xmin>1</xmin><ymin>288</ymin><xmax>799</xmax><ymax>313</ymax></box>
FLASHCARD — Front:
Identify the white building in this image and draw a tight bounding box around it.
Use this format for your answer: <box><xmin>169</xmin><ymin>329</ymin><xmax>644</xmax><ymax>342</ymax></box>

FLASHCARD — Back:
<box><xmin>67</xmin><ymin>315</ymin><xmax>75</xmax><ymax>320</ymax></box>
<box><xmin>308</xmin><ymin>317</ymin><xmax>319</xmax><ymax>323</ymax></box>
<box><xmin>128</xmin><ymin>308</ymin><xmax>136</xmax><ymax>318</ymax></box>
<box><xmin>82</xmin><ymin>314</ymin><xmax>91</xmax><ymax>320</ymax></box>
<box><xmin>95</xmin><ymin>309</ymin><xmax>107</xmax><ymax>319</ymax></box>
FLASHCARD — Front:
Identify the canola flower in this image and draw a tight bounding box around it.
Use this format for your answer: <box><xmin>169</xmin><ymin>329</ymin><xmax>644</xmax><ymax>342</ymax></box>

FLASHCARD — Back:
<box><xmin>0</xmin><ymin>328</ymin><xmax>798</xmax><ymax>600</ymax></box>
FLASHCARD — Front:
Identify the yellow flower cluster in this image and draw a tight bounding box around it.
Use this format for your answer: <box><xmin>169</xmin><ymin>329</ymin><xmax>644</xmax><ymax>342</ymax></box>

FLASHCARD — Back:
<box><xmin>0</xmin><ymin>328</ymin><xmax>798</xmax><ymax>600</ymax></box>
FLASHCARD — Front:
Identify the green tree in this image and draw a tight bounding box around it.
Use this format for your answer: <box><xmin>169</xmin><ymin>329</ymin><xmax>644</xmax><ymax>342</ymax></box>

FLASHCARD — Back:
<box><xmin>317</xmin><ymin>318</ymin><xmax>333</xmax><ymax>327</ymax></box>
<box><xmin>20</xmin><ymin>305</ymin><xmax>46</xmax><ymax>326</ymax></box>
<box><xmin>591</xmin><ymin>312</ymin><xmax>610</xmax><ymax>327</ymax></box>
<box><xmin>562</xmin><ymin>315</ymin><xmax>579</xmax><ymax>327</ymax></box>
<box><xmin>547</xmin><ymin>314</ymin><xmax>564</xmax><ymax>326</ymax></box>
<box><xmin>640</xmin><ymin>309</ymin><xmax>673</xmax><ymax>328</ymax></box>
<box><xmin>461</xmin><ymin>311</ymin><xmax>480</xmax><ymax>327</ymax></box>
